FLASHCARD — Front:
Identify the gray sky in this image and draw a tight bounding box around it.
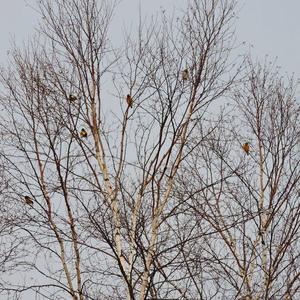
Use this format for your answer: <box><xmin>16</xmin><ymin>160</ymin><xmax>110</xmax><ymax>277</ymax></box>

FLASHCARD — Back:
<box><xmin>0</xmin><ymin>0</ymin><xmax>299</xmax><ymax>78</ymax></box>
<box><xmin>0</xmin><ymin>1</ymin><xmax>299</xmax><ymax>299</ymax></box>
<box><xmin>236</xmin><ymin>0</ymin><xmax>300</xmax><ymax>77</ymax></box>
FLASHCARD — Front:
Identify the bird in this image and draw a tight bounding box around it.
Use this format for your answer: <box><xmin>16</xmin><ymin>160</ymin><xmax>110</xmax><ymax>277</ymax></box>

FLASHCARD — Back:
<box><xmin>242</xmin><ymin>142</ymin><xmax>250</xmax><ymax>155</ymax></box>
<box><xmin>24</xmin><ymin>196</ymin><xmax>33</xmax><ymax>206</ymax></box>
<box><xmin>69</xmin><ymin>94</ymin><xmax>77</xmax><ymax>102</ymax></box>
<box><xmin>80</xmin><ymin>128</ymin><xmax>88</xmax><ymax>138</ymax></box>
<box><xmin>126</xmin><ymin>94</ymin><xmax>133</xmax><ymax>108</ymax></box>
<box><xmin>182</xmin><ymin>69</ymin><xmax>189</xmax><ymax>81</ymax></box>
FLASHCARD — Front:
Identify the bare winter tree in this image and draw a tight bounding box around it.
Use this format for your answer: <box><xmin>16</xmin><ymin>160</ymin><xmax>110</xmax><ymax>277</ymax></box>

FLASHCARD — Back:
<box><xmin>5</xmin><ymin>0</ymin><xmax>300</xmax><ymax>300</ymax></box>
<box><xmin>173</xmin><ymin>59</ymin><xmax>300</xmax><ymax>299</ymax></box>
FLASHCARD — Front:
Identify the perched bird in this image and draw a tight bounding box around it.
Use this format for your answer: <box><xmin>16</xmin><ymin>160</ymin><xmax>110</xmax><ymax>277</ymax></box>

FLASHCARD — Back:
<box><xmin>182</xmin><ymin>69</ymin><xmax>189</xmax><ymax>81</ymax></box>
<box><xmin>242</xmin><ymin>142</ymin><xmax>250</xmax><ymax>155</ymax></box>
<box><xmin>69</xmin><ymin>94</ymin><xmax>77</xmax><ymax>102</ymax></box>
<box><xmin>126</xmin><ymin>94</ymin><xmax>133</xmax><ymax>108</ymax></box>
<box><xmin>24</xmin><ymin>196</ymin><xmax>33</xmax><ymax>206</ymax></box>
<box><xmin>80</xmin><ymin>128</ymin><xmax>88</xmax><ymax>138</ymax></box>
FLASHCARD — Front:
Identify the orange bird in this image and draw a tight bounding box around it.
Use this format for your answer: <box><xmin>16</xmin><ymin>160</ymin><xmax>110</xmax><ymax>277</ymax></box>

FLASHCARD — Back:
<box><xmin>126</xmin><ymin>94</ymin><xmax>133</xmax><ymax>108</ymax></box>
<box><xmin>242</xmin><ymin>142</ymin><xmax>250</xmax><ymax>155</ymax></box>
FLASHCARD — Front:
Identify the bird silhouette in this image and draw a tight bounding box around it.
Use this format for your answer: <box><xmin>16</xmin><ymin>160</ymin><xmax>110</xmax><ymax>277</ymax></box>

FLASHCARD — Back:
<box><xmin>182</xmin><ymin>69</ymin><xmax>189</xmax><ymax>81</ymax></box>
<box><xmin>80</xmin><ymin>128</ymin><xmax>88</xmax><ymax>138</ymax></box>
<box><xmin>242</xmin><ymin>142</ymin><xmax>250</xmax><ymax>155</ymax></box>
<box><xmin>126</xmin><ymin>94</ymin><xmax>133</xmax><ymax>108</ymax></box>
<box><xmin>69</xmin><ymin>94</ymin><xmax>77</xmax><ymax>102</ymax></box>
<box><xmin>24</xmin><ymin>196</ymin><xmax>33</xmax><ymax>206</ymax></box>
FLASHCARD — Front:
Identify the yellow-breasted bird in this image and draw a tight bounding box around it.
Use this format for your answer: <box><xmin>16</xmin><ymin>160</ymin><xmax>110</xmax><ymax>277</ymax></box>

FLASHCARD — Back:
<box><xmin>80</xmin><ymin>128</ymin><xmax>88</xmax><ymax>138</ymax></box>
<box><xmin>182</xmin><ymin>69</ymin><xmax>189</xmax><ymax>81</ymax></box>
<box><xmin>69</xmin><ymin>94</ymin><xmax>77</xmax><ymax>102</ymax></box>
<box><xmin>242</xmin><ymin>142</ymin><xmax>250</xmax><ymax>155</ymax></box>
<box><xmin>24</xmin><ymin>196</ymin><xmax>33</xmax><ymax>206</ymax></box>
<box><xmin>126</xmin><ymin>94</ymin><xmax>133</xmax><ymax>108</ymax></box>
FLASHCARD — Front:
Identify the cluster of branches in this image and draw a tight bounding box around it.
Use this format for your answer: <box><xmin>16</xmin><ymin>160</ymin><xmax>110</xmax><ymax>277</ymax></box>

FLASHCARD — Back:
<box><xmin>0</xmin><ymin>0</ymin><xmax>299</xmax><ymax>299</ymax></box>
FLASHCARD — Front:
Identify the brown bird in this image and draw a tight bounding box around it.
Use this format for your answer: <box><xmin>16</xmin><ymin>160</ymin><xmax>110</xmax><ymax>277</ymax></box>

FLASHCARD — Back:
<box><xmin>126</xmin><ymin>94</ymin><xmax>133</xmax><ymax>108</ymax></box>
<box><xmin>242</xmin><ymin>142</ymin><xmax>250</xmax><ymax>155</ymax></box>
<box><xmin>69</xmin><ymin>94</ymin><xmax>77</xmax><ymax>102</ymax></box>
<box><xmin>80</xmin><ymin>128</ymin><xmax>88</xmax><ymax>138</ymax></box>
<box><xmin>182</xmin><ymin>69</ymin><xmax>189</xmax><ymax>81</ymax></box>
<box><xmin>24</xmin><ymin>196</ymin><xmax>33</xmax><ymax>206</ymax></box>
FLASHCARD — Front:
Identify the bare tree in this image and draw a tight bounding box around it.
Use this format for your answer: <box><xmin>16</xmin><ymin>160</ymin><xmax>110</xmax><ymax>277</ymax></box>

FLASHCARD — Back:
<box><xmin>174</xmin><ymin>59</ymin><xmax>300</xmax><ymax>299</ymax></box>
<box><xmin>7</xmin><ymin>1</ymin><xmax>299</xmax><ymax>300</ymax></box>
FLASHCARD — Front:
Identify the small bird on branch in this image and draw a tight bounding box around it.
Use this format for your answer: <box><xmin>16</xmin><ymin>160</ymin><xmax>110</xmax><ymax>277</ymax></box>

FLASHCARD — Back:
<box><xmin>126</xmin><ymin>94</ymin><xmax>133</xmax><ymax>108</ymax></box>
<box><xmin>69</xmin><ymin>94</ymin><xmax>77</xmax><ymax>102</ymax></box>
<box><xmin>242</xmin><ymin>142</ymin><xmax>250</xmax><ymax>155</ymax></box>
<box><xmin>80</xmin><ymin>128</ymin><xmax>88</xmax><ymax>138</ymax></box>
<box><xmin>24</xmin><ymin>196</ymin><xmax>33</xmax><ymax>206</ymax></box>
<box><xmin>182</xmin><ymin>69</ymin><xmax>189</xmax><ymax>81</ymax></box>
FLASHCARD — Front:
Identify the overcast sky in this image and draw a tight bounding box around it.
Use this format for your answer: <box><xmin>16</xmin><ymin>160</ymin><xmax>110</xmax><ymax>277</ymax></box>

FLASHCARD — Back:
<box><xmin>0</xmin><ymin>1</ymin><xmax>298</xmax><ymax>299</ymax></box>
<box><xmin>0</xmin><ymin>0</ymin><xmax>299</xmax><ymax>79</ymax></box>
